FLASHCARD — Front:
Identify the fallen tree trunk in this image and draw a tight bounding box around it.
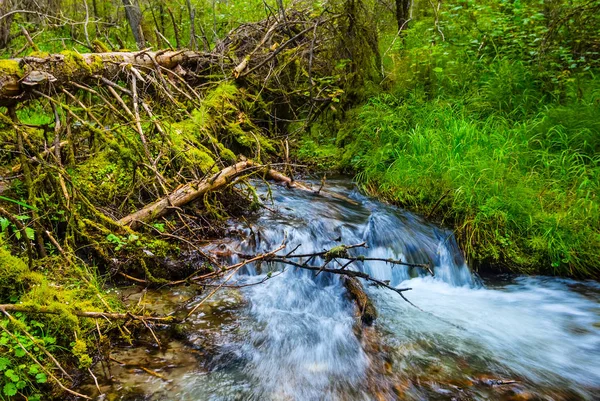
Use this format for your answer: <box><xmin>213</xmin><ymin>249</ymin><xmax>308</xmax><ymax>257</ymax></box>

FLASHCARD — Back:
<box><xmin>0</xmin><ymin>304</ymin><xmax>173</xmax><ymax>322</ymax></box>
<box><xmin>0</xmin><ymin>49</ymin><xmax>217</xmax><ymax>106</ymax></box>
<box><xmin>265</xmin><ymin>168</ymin><xmax>359</xmax><ymax>205</ymax></box>
<box><xmin>343</xmin><ymin>277</ymin><xmax>378</xmax><ymax>326</ymax></box>
<box><xmin>118</xmin><ymin>161</ymin><xmax>364</xmax><ymax>230</ymax></box>
<box><xmin>118</xmin><ymin>160</ymin><xmax>255</xmax><ymax>229</ymax></box>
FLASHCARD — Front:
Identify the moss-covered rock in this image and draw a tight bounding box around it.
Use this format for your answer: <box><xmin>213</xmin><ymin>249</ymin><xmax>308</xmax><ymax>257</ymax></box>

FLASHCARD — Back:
<box><xmin>0</xmin><ymin>243</ymin><xmax>41</xmax><ymax>303</ymax></box>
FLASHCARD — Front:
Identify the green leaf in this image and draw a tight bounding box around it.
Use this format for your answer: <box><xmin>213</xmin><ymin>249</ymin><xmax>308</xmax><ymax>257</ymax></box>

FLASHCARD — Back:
<box><xmin>3</xmin><ymin>382</ymin><xmax>17</xmax><ymax>396</ymax></box>
<box><xmin>0</xmin><ymin>357</ymin><xmax>10</xmax><ymax>371</ymax></box>
<box><xmin>0</xmin><ymin>196</ymin><xmax>38</xmax><ymax>211</ymax></box>
<box><xmin>42</xmin><ymin>336</ymin><xmax>55</xmax><ymax>345</ymax></box>
<box><xmin>35</xmin><ymin>373</ymin><xmax>47</xmax><ymax>383</ymax></box>
<box><xmin>14</xmin><ymin>348</ymin><xmax>26</xmax><ymax>358</ymax></box>
<box><xmin>152</xmin><ymin>223</ymin><xmax>165</xmax><ymax>233</ymax></box>
<box><xmin>25</xmin><ymin>227</ymin><xmax>35</xmax><ymax>241</ymax></box>
<box><xmin>0</xmin><ymin>218</ymin><xmax>9</xmax><ymax>232</ymax></box>
<box><xmin>16</xmin><ymin>380</ymin><xmax>26</xmax><ymax>390</ymax></box>
<box><xmin>433</xmin><ymin>67</ymin><xmax>444</xmax><ymax>73</ymax></box>
<box><xmin>5</xmin><ymin>369</ymin><xmax>19</xmax><ymax>382</ymax></box>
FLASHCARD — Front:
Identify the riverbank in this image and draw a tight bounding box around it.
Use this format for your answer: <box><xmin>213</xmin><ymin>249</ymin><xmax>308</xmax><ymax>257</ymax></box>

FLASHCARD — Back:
<box><xmin>300</xmin><ymin>82</ymin><xmax>599</xmax><ymax>278</ymax></box>
<box><xmin>296</xmin><ymin>4</ymin><xmax>600</xmax><ymax>278</ymax></box>
<box><xmin>299</xmin><ymin>86</ymin><xmax>600</xmax><ymax>278</ymax></box>
<box><xmin>74</xmin><ymin>178</ymin><xmax>600</xmax><ymax>401</ymax></box>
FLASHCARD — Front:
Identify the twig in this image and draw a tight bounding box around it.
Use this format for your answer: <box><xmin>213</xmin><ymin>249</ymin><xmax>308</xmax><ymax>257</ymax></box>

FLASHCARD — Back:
<box><xmin>270</xmin><ymin>257</ymin><xmax>413</xmax><ymax>297</ymax></box>
<box><xmin>88</xmin><ymin>368</ymin><xmax>102</xmax><ymax>394</ymax></box>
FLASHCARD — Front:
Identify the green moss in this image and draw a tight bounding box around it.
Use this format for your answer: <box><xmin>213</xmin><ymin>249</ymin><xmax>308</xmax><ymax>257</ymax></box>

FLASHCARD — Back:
<box><xmin>60</xmin><ymin>50</ymin><xmax>92</xmax><ymax>76</ymax></box>
<box><xmin>0</xmin><ymin>244</ymin><xmax>41</xmax><ymax>303</ymax></box>
<box><xmin>71</xmin><ymin>339</ymin><xmax>93</xmax><ymax>368</ymax></box>
<box><xmin>70</xmin><ymin>150</ymin><xmax>133</xmax><ymax>205</ymax></box>
<box><xmin>187</xmin><ymin>148</ymin><xmax>217</xmax><ymax>172</ymax></box>
<box><xmin>217</xmin><ymin>142</ymin><xmax>237</xmax><ymax>162</ymax></box>
<box><xmin>88</xmin><ymin>55</ymin><xmax>104</xmax><ymax>73</ymax></box>
<box><xmin>92</xmin><ymin>39</ymin><xmax>111</xmax><ymax>53</ymax></box>
<box><xmin>27</xmin><ymin>51</ymin><xmax>50</xmax><ymax>58</ymax></box>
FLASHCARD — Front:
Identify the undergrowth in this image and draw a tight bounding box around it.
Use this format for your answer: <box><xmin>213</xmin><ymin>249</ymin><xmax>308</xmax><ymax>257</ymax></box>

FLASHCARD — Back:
<box><xmin>299</xmin><ymin>0</ymin><xmax>600</xmax><ymax>277</ymax></box>
<box><xmin>329</xmin><ymin>90</ymin><xmax>599</xmax><ymax>277</ymax></box>
<box><xmin>0</xmin><ymin>239</ymin><xmax>119</xmax><ymax>399</ymax></box>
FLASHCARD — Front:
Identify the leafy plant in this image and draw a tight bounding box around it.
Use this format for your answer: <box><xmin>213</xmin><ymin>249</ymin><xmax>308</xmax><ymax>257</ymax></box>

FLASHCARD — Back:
<box><xmin>0</xmin><ymin>316</ymin><xmax>53</xmax><ymax>400</ymax></box>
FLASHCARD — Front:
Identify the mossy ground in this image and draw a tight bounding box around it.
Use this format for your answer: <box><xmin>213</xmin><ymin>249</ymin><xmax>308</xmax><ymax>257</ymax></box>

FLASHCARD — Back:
<box><xmin>0</xmin><ymin>239</ymin><xmax>119</xmax><ymax>399</ymax></box>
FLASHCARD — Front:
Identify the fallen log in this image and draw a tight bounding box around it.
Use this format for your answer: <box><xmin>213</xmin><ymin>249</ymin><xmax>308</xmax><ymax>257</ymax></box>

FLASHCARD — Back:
<box><xmin>343</xmin><ymin>276</ymin><xmax>378</xmax><ymax>326</ymax></box>
<box><xmin>265</xmin><ymin>168</ymin><xmax>359</xmax><ymax>205</ymax></box>
<box><xmin>0</xmin><ymin>304</ymin><xmax>174</xmax><ymax>322</ymax></box>
<box><xmin>118</xmin><ymin>160</ymin><xmax>255</xmax><ymax>229</ymax></box>
<box><xmin>0</xmin><ymin>50</ymin><xmax>216</xmax><ymax>106</ymax></box>
<box><xmin>118</xmin><ymin>161</ymin><xmax>364</xmax><ymax>230</ymax></box>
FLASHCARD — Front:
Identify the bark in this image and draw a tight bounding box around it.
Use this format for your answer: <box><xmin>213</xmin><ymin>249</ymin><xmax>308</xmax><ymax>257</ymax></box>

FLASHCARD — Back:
<box><xmin>186</xmin><ymin>0</ymin><xmax>197</xmax><ymax>50</ymax></box>
<box><xmin>0</xmin><ymin>0</ymin><xmax>14</xmax><ymax>49</ymax></box>
<box><xmin>118</xmin><ymin>160</ymin><xmax>256</xmax><ymax>229</ymax></box>
<box><xmin>122</xmin><ymin>0</ymin><xmax>145</xmax><ymax>49</ymax></box>
<box><xmin>395</xmin><ymin>0</ymin><xmax>411</xmax><ymax>31</ymax></box>
<box><xmin>343</xmin><ymin>277</ymin><xmax>378</xmax><ymax>325</ymax></box>
<box><xmin>265</xmin><ymin>168</ymin><xmax>359</xmax><ymax>205</ymax></box>
<box><xmin>0</xmin><ymin>50</ymin><xmax>215</xmax><ymax>106</ymax></box>
<box><xmin>117</xmin><ymin>161</ymin><xmax>364</xmax><ymax>230</ymax></box>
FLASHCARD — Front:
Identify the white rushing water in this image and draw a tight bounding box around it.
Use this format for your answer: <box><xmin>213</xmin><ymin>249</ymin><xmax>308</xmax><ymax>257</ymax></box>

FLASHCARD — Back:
<box><xmin>176</xmin><ymin>178</ymin><xmax>600</xmax><ymax>401</ymax></box>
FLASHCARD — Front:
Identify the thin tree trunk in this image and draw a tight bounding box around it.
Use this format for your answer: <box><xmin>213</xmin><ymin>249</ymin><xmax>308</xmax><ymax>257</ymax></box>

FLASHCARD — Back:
<box><xmin>186</xmin><ymin>0</ymin><xmax>197</xmax><ymax>50</ymax></box>
<box><xmin>122</xmin><ymin>0</ymin><xmax>145</xmax><ymax>49</ymax></box>
<box><xmin>166</xmin><ymin>6</ymin><xmax>180</xmax><ymax>48</ymax></box>
<box><xmin>0</xmin><ymin>0</ymin><xmax>15</xmax><ymax>49</ymax></box>
<box><xmin>395</xmin><ymin>0</ymin><xmax>411</xmax><ymax>32</ymax></box>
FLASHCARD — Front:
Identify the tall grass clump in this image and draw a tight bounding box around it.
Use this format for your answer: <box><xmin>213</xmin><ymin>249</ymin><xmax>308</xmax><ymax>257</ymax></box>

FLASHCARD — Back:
<box><xmin>299</xmin><ymin>0</ymin><xmax>600</xmax><ymax>277</ymax></box>
<box><xmin>335</xmin><ymin>91</ymin><xmax>599</xmax><ymax>276</ymax></box>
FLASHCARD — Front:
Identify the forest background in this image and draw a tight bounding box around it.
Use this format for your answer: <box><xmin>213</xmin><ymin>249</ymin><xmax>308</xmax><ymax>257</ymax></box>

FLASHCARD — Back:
<box><xmin>0</xmin><ymin>0</ymin><xmax>598</xmax><ymax>399</ymax></box>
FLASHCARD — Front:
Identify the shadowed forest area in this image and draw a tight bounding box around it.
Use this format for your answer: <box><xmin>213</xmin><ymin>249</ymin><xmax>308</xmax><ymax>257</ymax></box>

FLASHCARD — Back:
<box><xmin>0</xmin><ymin>0</ymin><xmax>598</xmax><ymax>399</ymax></box>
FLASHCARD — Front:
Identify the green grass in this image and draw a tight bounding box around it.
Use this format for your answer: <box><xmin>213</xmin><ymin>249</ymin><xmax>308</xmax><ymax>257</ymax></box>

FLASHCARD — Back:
<box><xmin>295</xmin><ymin>0</ymin><xmax>600</xmax><ymax>278</ymax></box>
<box><xmin>319</xmin><ymin>88</ymin><xmax>599</xmax><ymax>277</ymax></box>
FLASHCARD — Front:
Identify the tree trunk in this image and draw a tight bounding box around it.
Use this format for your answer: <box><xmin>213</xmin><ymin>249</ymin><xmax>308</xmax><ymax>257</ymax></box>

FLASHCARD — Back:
<box><xmin>122</xmin><ymin>0</ymin><xmax>145</xmax><ymax>49</ymax></box>
<box><xmin>186</xmin><ymin>0</ymin><xmax>197</xmax><ymax>50</ymax></box>
<box><xmin>0</xmin><ymin>0</ymin><xmax>14</xmax><ymax>49</ymax></box>
<box><xmin>0</xmin><ymin>50</ymin><xmax>215</xmax><ymax>106</ymax></box>
<box><xmin>118</xmin><ymin>160</ymin><xmax>256</xmax><ymax>229</ymax></box>
<box><xmin>395</xmin><ymin>0</ymin><xmax>411</xmax><ymax>31</ymax></box>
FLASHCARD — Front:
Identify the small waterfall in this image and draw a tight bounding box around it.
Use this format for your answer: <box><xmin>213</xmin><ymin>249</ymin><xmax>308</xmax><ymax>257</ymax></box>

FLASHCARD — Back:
<box><xmin>196</xmin><ymin>179</ymin><xmax>477</xmax><ymax>400</ymax></box>
<box><xmin>178</xmin><ymin>178</ymin><xmax>600</xmax><ymax>401</ymax></box>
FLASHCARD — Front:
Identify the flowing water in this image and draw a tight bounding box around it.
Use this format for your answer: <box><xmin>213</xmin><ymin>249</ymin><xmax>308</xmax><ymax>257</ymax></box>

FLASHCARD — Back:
<box><xmin>92</xmin><ymin>178</ymin><xmax>600</xmax><ymax>400</ymax></box>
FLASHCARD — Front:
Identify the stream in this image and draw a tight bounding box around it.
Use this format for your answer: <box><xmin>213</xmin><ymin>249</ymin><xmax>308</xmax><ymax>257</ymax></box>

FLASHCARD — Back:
<box><xmin>89</xmin><ymin>178</ymin><xmax>600</xmax><ymax>401</ymax></box>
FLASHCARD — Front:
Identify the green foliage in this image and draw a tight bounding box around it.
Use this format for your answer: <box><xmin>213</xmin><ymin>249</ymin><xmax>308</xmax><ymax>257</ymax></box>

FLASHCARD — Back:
<box><xmin>0</xmin><ymin>244</ymin><xmax>41</xmax><ymax>304</ymax></box>
<box><xmin>168</xmin><ymin>83</ymin><xmax>275</xmax><ymax>171</ymax></box>
<box><xmin>301</xmin><ymin>0</ymin><xmax>600</xmax><ymax>277</ymax></box>
<box><xmin>70</xmin><ymin>150</ymin><xmax>134</xmax><ymax>207</ymax></box>
<box><xmin>0</xmin><ymin>317</ymin><xmax>50</xmax><ymax>400</ymax></box>
<box><xmin>0</xmin><ymin>240</ymin><xmax>120</xmax><ymax>398</ymax></box>
<box><xmin>0</xmin><ymin>214</ymin><xmax>35</xmax><ymax>243</ymax></box>
<box><xmin>333</xmin><ymin>84</ymin><xmax>599</xmax><ymax>276</ymax></box>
